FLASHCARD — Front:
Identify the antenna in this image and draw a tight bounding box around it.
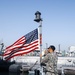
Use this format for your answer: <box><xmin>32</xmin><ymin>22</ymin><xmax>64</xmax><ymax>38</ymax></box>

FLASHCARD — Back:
<box><xmin>0</xmin><ymin>43</ymin><xmax>4</xmax><ymax>52</ymax></box>
<box><xmin>58</xmin><ymin>44</ymin><xmax>60</xmax><ymax>53</ymax></box>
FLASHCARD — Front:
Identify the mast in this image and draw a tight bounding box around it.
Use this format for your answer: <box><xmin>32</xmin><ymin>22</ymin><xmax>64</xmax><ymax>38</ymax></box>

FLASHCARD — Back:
<box><xmin>1</xmin><ymin>43</ymin><xmax>4</xmax><ymax>52</ymax></box>
<box><xmin>34</xmin><ymin>11</ymin><xmax>43</xmax><ymax>75</ymax></box>
<box><xmin>0</xmin><ymin>43</ymin><xmax>4</xmax><ymax>59</ymax></box>
<box><xmin>34</xmin><ymin>11</ymin><xmax>43</xmax><ymax>62</ymax></box>
<box><xmin>59</xmin><ymin>44</ymin><xmax>60</xmax><ymax>53</ymax></box>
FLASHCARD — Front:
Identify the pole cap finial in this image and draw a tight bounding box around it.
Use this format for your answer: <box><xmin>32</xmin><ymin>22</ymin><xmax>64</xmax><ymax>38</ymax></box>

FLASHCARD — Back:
<box><xmin>34</xmin><ymin>11</ymin><xmax>42</xmax><ymax>22</ymax></box>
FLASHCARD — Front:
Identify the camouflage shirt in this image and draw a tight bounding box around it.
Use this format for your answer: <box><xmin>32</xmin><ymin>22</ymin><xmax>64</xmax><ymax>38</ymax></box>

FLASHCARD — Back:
<box><xmin>41</xmin><ymin>52</ymin><xmax>58</xmax><ymax>74</ymax></box>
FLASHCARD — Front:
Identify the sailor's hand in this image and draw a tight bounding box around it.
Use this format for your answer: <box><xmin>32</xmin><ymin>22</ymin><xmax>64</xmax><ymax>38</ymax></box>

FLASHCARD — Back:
<box><xmin>40</xmin><ymin>54</ymin><xmax>42</xmax><ymax>57</ymax></box>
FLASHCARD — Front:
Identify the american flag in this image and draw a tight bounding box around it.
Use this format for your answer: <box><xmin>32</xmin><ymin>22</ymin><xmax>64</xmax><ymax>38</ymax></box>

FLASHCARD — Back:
<box><xmin>3</xmin><ymin>29</ymin><xmax>40</xmax><ymax>60</ymax></box>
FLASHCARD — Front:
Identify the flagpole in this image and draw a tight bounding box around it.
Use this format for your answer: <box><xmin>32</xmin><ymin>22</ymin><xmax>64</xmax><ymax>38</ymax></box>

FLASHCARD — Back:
<box><xmin>39</xmin><ymin>20</ymin><xmax>42</xmax><ymax>63</ymax></box>
<box><xmin>34</xmin><ymin>11</ymin><xmax>43</xmax><ymax>75</ymax></box>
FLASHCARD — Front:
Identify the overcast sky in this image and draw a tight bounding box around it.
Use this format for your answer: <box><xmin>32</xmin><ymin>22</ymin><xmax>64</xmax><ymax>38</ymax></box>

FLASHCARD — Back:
<box><xmin>0</xmin><ymin>0</ymin><xmax>75</xmax><ymax>51</ymax></box>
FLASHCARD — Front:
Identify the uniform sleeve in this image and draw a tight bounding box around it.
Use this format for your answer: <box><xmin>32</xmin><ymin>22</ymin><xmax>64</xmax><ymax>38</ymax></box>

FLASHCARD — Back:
<box><xmin>41</xmin><ymin>54</ymin><xmax>49</xmax><ymax>63</ymax></box>
<box><xmin>53</xmin><ymin>54</ymin><xmax>58</xmax><ymax>66</ymax></box>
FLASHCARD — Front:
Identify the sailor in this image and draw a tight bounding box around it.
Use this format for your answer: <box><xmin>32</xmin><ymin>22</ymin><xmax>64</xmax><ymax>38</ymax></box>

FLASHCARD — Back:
<box><xmin>41</xmin><ymin>45</ymin><xmax>58</xmax><ymax>75</ymax></box>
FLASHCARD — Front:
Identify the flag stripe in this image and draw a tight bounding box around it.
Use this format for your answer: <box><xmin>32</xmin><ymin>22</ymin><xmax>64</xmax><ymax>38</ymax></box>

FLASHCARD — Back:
<box><xmin>4</xmin><ymin>40</ymin><xmax>38</xmax><ymax>55</ymax></box>
<box><xmin>7</xmin><ymin>45</ymin><xmax>38</xmax><ymax>56</ymax></box>
<box><xmin>12</xmin><ymin>36</ymin><xmax>25</xmax><ymax>46</ymax></box>
<box><xmin>5</xmin><ymin>47</ymin><xmax>38</xmax><ymax>61</ymax></box>
<box><xmin>4</xmin><ymin>43</ymin><xmax>38</xmax><ymax>56</ymax></box>
<box><xmin>5</xmin><ymin>46</ymin><xmax>39</xmax><ymax>58</ymax></box>
<box><xmin>6</xmin><ymin>36</ymin><xmax>25</xmax><ymax>50</ymax></box>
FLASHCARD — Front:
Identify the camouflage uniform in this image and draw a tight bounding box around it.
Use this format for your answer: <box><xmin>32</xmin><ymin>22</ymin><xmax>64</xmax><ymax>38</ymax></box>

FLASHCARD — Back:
<box><xmin>41</xmin><ymin>52</ymin><xmax>58</xmax><ymax>75</ymax></box>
